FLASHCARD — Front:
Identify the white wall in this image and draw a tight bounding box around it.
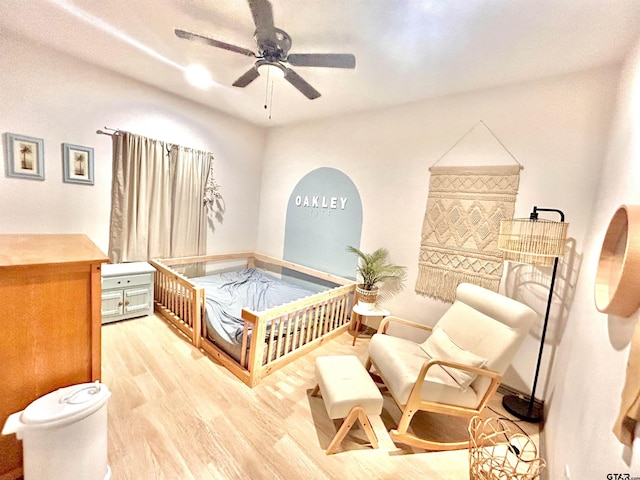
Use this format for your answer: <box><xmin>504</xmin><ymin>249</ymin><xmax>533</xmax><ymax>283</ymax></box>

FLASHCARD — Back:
<box><xmin>256</xmin><ymin>67</ymin><xmax>619</xmax><ymax>410</ymax></box>
<box><xmin>0</xmin><ymin>32</ymin><xmax>266</xmax><ymax>255</ymax></box>
<box><xmin>545</xmin><ymin>37</ymin><xmax>640</xmax><ymax>479</ymax></box>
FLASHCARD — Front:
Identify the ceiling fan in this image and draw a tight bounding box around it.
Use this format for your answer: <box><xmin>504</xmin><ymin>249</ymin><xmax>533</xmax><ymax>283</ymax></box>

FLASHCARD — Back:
<box><xmin>175</xmin><ymin>0</ymin><xmax>356</xmax><ymax>100</ymax></box>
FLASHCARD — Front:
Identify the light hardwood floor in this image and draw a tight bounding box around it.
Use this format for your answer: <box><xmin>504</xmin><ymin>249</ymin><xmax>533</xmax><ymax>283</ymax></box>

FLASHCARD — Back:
<box><xmin>102</xmin><ymin>314</ymin><xmax>539</xmax><ymax>479</ymax></box>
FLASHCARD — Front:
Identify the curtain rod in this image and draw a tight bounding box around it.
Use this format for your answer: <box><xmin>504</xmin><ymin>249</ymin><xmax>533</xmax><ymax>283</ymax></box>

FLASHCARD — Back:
<box><xmin>96</xmin><ymin>126</ymin><xmax>120</xmax><ymax>136</ymax></box>
<box><xmin>95</xmin><ymin>127</ymin><xmax>214</xmax><ymax>158</ymax></box>
<box><xmin>96</xmin><ymin>127</ymin><xmax>171</xmax><ymax>152</ymax></box>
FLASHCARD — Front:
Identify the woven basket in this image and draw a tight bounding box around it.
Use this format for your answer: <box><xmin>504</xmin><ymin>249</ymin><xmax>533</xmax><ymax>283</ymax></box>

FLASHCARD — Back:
<box><xmin>355</xmin><ymin>285</ymin><xmax>378</xmax><ymax>307</ymax></box>
<box><xmin>468</xmin><ymin>416</ymin><xmax>545</xmax><ymax>480</ymax></box>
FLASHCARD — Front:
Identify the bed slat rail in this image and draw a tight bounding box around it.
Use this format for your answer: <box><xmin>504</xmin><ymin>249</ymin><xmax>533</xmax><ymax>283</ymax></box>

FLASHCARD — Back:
<box><xmin>241</xmin><ymin>283</ymin><xmax>354</xmax><ymax>384</ymax></box>
<box><xmin>252</xmin><ymin>253</ymin><xmax>353</xmax><ymax>286</ymax></box>
<box><xmin>150</xmin><ymin>259</ymin><xmax>204</xmax><ymax>345</ymax></box>
<box><xmin>157</xmin><ymin>252</ymin><xmax>254</xmax><ymax>267</ymax></box>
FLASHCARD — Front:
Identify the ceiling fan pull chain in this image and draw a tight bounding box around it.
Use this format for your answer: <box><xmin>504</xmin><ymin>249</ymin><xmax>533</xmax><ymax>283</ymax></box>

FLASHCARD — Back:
<box><xmin>264</xmin><ymin>67</ymin><xmax>270</xmax><ymax>109</ymax></box>
<box><xmin>269</xmin><ymin>81</ymin><xmax>275</xmax><ymax>120</ymax></box>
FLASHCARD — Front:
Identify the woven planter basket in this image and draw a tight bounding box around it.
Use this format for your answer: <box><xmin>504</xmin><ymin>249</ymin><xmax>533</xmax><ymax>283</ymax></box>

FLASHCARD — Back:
<box><xmin>355</xmin><ymin>285</ymin><xmax>379</xmax><ymax>308</ymax></box>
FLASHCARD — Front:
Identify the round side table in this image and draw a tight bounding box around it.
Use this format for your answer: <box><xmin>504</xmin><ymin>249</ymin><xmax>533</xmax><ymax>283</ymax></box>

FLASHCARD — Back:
<box><xmin>350</xmin><ymin>304</ymin><xmax>390</xmax><ymax>346</ymax></box>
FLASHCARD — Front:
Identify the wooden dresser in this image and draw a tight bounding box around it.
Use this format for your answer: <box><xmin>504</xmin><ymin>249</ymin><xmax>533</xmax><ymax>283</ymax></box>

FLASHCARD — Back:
<box><xmin>0</xmin><ymin>234</ymin><xmax>108</xmax><ymax>480</ymax></box>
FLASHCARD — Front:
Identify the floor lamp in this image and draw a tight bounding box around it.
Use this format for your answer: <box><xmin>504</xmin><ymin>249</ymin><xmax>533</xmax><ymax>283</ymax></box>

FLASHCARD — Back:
<box><xmin>497</xmin><ymin>206</ymin><xmax>569</xmax><ymax>422</ymax></box>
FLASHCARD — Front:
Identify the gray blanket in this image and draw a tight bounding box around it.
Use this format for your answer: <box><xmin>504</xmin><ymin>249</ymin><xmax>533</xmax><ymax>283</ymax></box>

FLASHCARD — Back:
<box><xmin>192</xmin><ymin>268</ymin><xmax>325</xmax><ymax>345</ymax></box>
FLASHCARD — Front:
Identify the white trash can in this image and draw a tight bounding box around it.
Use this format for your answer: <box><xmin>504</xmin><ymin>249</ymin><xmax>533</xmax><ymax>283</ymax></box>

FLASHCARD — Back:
<box><xmin>2</xmin><ymin>382</ymin><xmax>111</xmax><ymax>480</ymax></box>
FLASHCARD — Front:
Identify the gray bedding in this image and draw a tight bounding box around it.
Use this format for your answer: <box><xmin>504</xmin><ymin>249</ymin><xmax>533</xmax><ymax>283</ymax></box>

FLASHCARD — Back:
<box><xmin>192</xmin><ymin>268</ymin><xmax>326</xmax><ymax>345</ymax></box>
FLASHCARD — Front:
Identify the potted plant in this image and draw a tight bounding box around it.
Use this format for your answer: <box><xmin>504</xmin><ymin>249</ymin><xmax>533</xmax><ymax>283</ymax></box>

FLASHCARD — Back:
<box><xmin>347</xmin><ymin>245</ymin><xmax>407</xmax><ymax>310</ymax></box>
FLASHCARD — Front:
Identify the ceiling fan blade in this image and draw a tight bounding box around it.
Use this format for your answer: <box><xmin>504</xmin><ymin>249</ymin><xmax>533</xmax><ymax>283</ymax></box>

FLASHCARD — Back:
<box><xmin>175</xmin><ymin>29</ymin><xmax>255</xmax><ymax>58</ymax></box>
<box><xmin>287</xmin><ymin>53</ymin><xmax>356</xmax><ymax>69</ymax></box>
<box><xmin>232</xmin><ymin>67</ymin><xmax>261</xmax><ymax>87</ymax></box>
<box><xmin>247</xmin><ymin>0</ymin><xmax>278</xmax><ymax>46</ymax></box>
<box><xmin>248</xmin><ymin>0</ymin><xmax>275</xmax><ymax>32</ymax></box>
<box><xmin>283</xmin><ymin>67</ymin><xmax>321</xmax><ymax>100</ymax></box>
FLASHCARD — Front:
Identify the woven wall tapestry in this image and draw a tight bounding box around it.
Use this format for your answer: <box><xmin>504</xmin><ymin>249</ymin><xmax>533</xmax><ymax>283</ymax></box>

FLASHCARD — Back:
<box><xmin>415</xmin><ymin>165</ymin><xmax>521</xmax><ymax>303</ymax></box>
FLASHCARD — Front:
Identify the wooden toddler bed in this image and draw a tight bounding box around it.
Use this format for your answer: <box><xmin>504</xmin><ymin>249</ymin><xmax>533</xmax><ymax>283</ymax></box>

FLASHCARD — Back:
<box><xmin>149</xmin><ymin>252</ymin><xmax>356</xmax><ymax>387</ymax></box>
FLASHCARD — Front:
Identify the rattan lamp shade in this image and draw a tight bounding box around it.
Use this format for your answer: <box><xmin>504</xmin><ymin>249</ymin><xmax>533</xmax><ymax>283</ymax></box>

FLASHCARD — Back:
<box><xmin>498</xmin><ymin>218</ymin><xmax>569</xmax><ymax>266</ymax></box>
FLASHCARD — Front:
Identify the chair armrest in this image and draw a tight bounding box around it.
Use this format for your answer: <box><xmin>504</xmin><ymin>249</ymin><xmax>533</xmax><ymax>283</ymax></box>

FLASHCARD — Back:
<box><xmin>416</xmin><ymin>357</ymin><xmax>498</xmax><ymax>393</ymax></box>
<box><xmin>406</xmin><ymin>359</ymin><xmax>502</xmax><ymax>411</ymax></box>
<box><xmin>421</xmin><ymin>359</ymin><xmax>501</xmax><ymax>382</ymax></box>
<box><xmin>377</xmin><ymin>316</ymin><xmax>434</xmax><ymax>335</ymax></box>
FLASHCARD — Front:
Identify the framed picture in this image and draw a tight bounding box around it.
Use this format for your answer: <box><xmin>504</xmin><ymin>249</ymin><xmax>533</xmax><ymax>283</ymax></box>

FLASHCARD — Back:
<box><xmin>4</xmin><ymin>132</ymin><xmax>45</xmax><ymax>180</ymax></box>
<box><xmin>62</xmin><ymin>143</ymin><xmax>94</xmax><ymax>185</ymax></box>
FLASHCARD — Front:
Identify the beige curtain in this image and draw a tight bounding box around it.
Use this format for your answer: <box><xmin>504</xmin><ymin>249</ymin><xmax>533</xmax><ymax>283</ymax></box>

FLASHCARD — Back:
<box><xmin>108</xmin><ymin>132</ymin><xmax>218</xmax><ymax>263</ymax></box>
<box><xmin>169</xmin><ymin>145</ymin><xmax>215</xmax><ymax>258</ymax></box>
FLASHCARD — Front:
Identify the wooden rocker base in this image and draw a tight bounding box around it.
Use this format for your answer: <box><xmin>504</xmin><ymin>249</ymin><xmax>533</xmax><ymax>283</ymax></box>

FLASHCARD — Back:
<box><xmin>389</xmin><ymin>429</ymin><xmax>470</xmax><ymax>452</ymax></box>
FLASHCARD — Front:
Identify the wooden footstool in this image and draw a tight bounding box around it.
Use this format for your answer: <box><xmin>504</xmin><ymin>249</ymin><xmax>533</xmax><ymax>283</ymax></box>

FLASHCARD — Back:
<box><xmin>312</xmin><ymin>355</ymin><xmax>383</xmax><ymax>455</ymax></box>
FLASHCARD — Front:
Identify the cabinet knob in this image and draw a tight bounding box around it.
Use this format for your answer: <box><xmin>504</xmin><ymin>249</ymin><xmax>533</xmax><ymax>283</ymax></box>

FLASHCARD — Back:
<box><xmin>118</xmin><ymin>302</ymin><xmax>123</xmax><ymax>306</ymax></box>
<box><xmin>124</xmin><ymin>301</ymin><xmax>130</xmax><ymax>306</ymax></box>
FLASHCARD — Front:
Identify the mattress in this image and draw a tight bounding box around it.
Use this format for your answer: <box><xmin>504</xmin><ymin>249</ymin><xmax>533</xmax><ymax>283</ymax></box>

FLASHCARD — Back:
<box><xmin>192</xmin><ymin>267</ymin><xmax>327</xmax><ymax>346</ymax></box>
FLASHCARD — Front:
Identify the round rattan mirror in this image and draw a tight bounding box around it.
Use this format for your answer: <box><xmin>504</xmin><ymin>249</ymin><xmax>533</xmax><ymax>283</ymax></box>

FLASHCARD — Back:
<box><xmin>595</xmin><ymin>205</ymin><xmax>640</xmax><ymax>317</ymax></box>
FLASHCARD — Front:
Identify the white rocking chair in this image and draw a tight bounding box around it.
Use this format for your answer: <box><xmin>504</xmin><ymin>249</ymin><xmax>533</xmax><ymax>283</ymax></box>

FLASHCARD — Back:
<box><xmin>366</xmin><ymin>283</ymin><xmax>537</xmax><ymax>451</ymax></box>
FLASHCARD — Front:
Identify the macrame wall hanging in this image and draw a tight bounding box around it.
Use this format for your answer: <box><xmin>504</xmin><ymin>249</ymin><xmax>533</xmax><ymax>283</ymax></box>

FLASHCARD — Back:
<box><xmin>415</xmin><ymin>121</ymin><xmax>523</xmax><ymax>303</ymax></box>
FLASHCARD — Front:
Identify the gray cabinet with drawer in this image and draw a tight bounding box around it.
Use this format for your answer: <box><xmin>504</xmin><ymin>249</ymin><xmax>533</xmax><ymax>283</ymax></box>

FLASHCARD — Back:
<box><xmin>101</xmin><ymin>262</ymin><xmax>156</xmax><ymax>324</ymax></box>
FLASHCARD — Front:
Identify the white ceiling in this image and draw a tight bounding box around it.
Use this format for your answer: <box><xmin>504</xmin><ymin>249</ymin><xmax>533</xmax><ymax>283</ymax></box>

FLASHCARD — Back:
<box><xmin>2</xmin><ymin>0</ymin><xmax>640</xmax><ymax>127</ymax></box>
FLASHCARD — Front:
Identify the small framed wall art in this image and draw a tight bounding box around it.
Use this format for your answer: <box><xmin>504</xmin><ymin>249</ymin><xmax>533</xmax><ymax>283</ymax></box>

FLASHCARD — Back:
<box><xmin>4</xmin><ymin>132</ymin><xmax>45</xmax><ymax>180</ymax></box>
<box><xmin>62</xmin><ymin>143</ymin><xmax>94</xmax><ymax>185</ymax></box>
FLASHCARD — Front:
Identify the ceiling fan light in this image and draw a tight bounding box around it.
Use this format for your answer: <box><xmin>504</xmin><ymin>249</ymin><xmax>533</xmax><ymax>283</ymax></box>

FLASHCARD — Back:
<box><xmin>184</xmin><ymin>64</ymin><xmax>213</xmax><ymax>89</ymax></box>
<box><xmin>257</xmin><ymin>63</ymin><xmax>285</xmax><ymax>79</ymax></box>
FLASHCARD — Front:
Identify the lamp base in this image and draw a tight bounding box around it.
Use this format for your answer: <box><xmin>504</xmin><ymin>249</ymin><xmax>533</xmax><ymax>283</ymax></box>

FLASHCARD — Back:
<box><xmin>502</xmin><ymin>394</ymin><xmax>543</xmax><ymax>423</ymax></box>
